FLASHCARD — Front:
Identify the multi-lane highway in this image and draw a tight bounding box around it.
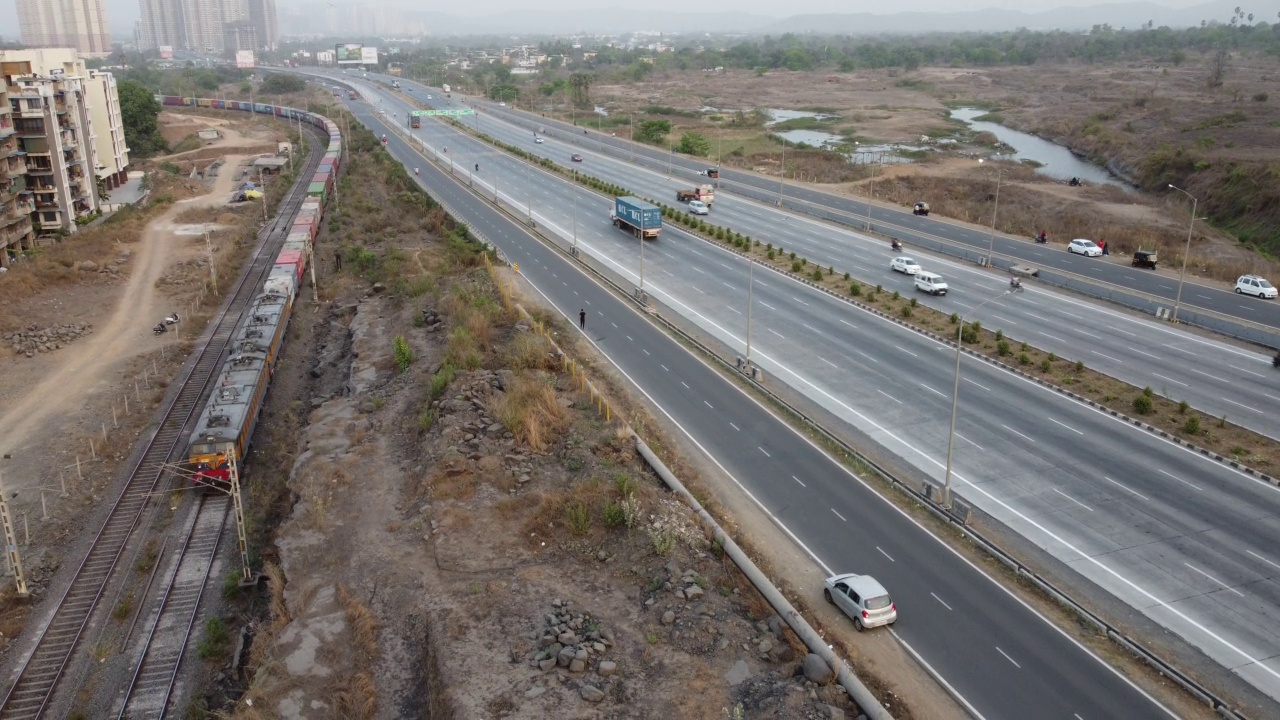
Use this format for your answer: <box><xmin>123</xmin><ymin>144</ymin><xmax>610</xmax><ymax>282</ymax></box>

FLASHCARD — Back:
<box><xmin>328</xmin><ymin>73</ymin><xmax>1280</xmax><ymax>709</ymax></box>
<box><xmin>327</xmin><ymin>76</ymin><xmax>1178</xmax><ymax>720</ymax></box>
<box><xmin>409</xmin><ymin>84</ymin><xmax>1280</xmax><ymax>444</ymax></box>
<box><xmin>473</xmin><ymin>94</ymin><xmax>1280</xmax><ymax>338</ymax></box>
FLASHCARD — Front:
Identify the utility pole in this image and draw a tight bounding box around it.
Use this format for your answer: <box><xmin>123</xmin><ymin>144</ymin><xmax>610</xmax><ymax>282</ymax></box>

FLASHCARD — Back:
<box><xmin>227</xmin><ymin>447</ymin><xmax>254</xmax><ymax>584</ymax></box>
<box><xmin>778</xmin><ymin>145</ymin><xmax>786</xmax><ymax>206</ymax></box>
<box><xmin>205</xmin><ymin>231</ymin><xmax>217</xmax><ymax>296</ymax></box>
<box><xmin>745</xmin><ymin>257</ymin><xmax>754</xmax><ymax>369</ymax></box>
<box><xmin>0</xmin><ymin>471</ymin><xmax>28</xmax><ymax>596</ymax></box>
<box><xmin>571</xmin><ymin>169</ymin><xmax>578</xmax><ymax>256</ymax></box>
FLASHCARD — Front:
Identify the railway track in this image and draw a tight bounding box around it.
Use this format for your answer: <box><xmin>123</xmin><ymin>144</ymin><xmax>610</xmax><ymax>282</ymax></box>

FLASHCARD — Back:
<box><xmin>0</xmin><ymin>131</ymin><xmax>325</xmax><ymax>720</ymax></box>
<box><xmin>117</xmin><ymin>495</ymin><xmax>229</xmax><ymax>719</ymax></box>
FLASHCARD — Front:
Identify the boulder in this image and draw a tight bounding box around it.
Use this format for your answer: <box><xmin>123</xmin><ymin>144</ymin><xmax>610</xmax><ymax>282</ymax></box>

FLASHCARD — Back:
<box><xmin>78</xmin><ymin>261</ymin><xmax>98</xmax><ymax>272</ymax></box>
<box><xmin>579</xmin><ymin>685</ymin><xmax>605</xmax><ymax>703</ymax></box>
<box><xmin>597</xmin><ymin>660</ymin><xmax>617</xmax><ymax>677</ymax></box>
<box><xmin>803</xmin><ymin>653</ymin><xmax>835</xmax><ymax>685</ymax></box>
<box><xmin>661</xmin><ymin>610</ymin><xmax>675</xmax><ymax>626</ymax></box>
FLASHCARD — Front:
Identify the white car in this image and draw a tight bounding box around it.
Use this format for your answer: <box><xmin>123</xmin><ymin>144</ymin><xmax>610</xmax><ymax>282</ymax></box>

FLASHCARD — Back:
<box><xmin>534</xmin><ymin>137</ymin><xmax>544</xmax><ymax>144</ymax></box>
<box><xmin>824</xmin><ymin>574</ymin><xmax>897</xmax><ymax>630</ymax></box>
<box><xmin>914</xmin><ymin>271</ymin><xmax>948</xmax><ymax>295</ymax></box>
<box><xmin>499</xmin><ymin>101</ymin><xmax>507</xmax><ymax>107</ymax></box>
<box><xmin>890</xmin><ymin>256</ymin><xmax>921</xmax><ymax>275</ymax></box>
<box><xmin>687</xmin><ymin>200</ymin><xmax>709</xmax><ymax>215</ymax></box>
<box><xmin>1236</xmin><ymin>275</ymin><xmax>1277</xmax><ymax>299</ymax></box>
<box><xmin>1068</xmin><ymin>239</ymin><xmax>1102</xmax><ymax>257</ymax></box>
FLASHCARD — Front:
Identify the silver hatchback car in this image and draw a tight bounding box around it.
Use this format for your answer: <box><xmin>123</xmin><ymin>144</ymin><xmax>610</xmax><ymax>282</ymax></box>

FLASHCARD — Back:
<box><xmin>824</xmin><ymin>573</ymin><xmax>897</xmax><ymax>630</ymax></box>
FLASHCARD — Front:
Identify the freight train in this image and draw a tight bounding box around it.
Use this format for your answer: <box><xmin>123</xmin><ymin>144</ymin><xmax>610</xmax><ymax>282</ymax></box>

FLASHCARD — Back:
<box><xmin>154</xmin><ymin>95</ymin><xmax>343</xmax><ymax>486</ymax></box>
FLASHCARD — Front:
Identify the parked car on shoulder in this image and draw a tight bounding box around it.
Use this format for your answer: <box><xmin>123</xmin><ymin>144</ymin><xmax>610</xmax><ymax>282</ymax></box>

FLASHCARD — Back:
<box><xmin>1068</xmin><ymin>238</ymin><xmax>1102</xmax><ymax>257</ymax></box>
<box><xmin>824</xmin><ymin>574</ymin><xmax>897</xmax><ymax>630</ymax></box>
<box><xmin>913</xmin><ymin>201</ymin><xmax>930</xmax><ymax>216</ymax></box>
<box><xmin>890</xmin><ymin>256</ymin><xmax>921</xmax><ymax>275</ymax></box>
<box><xmin>915</xmin><ymin>271</ymin><xmax>948</xmax><ymax>295</ymax></box>
<box><xmin>1236</xmin><ymin>275</ymin><xmax>1277</xmax><ymax>299</ymax></box>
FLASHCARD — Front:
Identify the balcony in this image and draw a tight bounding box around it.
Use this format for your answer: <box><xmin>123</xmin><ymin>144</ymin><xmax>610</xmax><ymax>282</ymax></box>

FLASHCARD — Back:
<box><xmin>25</xmin><ymin>163</ymin><xmax>52</xmax><ymax>175</ymax></box>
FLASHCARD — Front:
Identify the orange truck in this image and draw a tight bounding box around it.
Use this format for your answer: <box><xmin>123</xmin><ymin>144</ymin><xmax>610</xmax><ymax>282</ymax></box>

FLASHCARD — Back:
<box><xmin>676</xmin><ymin>184</ymin><xmax>715</xmax><ymax>206</ymax></box>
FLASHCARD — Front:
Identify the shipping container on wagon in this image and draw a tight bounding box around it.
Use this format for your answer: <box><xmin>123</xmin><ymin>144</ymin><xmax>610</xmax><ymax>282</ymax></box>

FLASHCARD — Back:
<box><xmin>306</xmin><ymin>182</ymin><xmax>329</xmax><ymax>205</ymax></box>
<box><xmin>275</xmin><ymin>251</ymin><xmax>306</xmax><ymax>283</ymax></box>
<box><xmin>290</xmin><ymin>218</ymin><xmax>319</xmax><ymax>242</ymax></box>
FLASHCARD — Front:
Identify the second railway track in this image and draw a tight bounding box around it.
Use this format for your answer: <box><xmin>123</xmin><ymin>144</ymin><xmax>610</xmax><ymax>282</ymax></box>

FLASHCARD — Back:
<box><xmin>0</xmin><ymin>123</ymin><xmax>326</xmax><ymax>720</ymax></box>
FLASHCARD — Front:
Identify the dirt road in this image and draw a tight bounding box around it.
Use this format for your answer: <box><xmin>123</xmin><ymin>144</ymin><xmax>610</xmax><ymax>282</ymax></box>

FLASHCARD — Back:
<box><xmin>0</xmin><ymin>155</ymin><xmax>248</xmax><ymax>466</ymax></box>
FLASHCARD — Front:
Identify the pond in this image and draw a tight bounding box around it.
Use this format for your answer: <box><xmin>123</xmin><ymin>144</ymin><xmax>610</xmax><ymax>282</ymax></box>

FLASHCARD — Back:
<box><xmin>772</xmin><ymin>128</ymin><xmax>925</xmax><ymax>165</ymax></box>
<box><xmin>949</xmin><ymin>108</ymin><xmax>1132</xmax><ymax>189</ymax></box>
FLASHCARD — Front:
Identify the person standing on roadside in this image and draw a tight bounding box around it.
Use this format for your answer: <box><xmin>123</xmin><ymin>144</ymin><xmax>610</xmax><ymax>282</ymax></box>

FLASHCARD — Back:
<box><xmin>335</xmin><ymin>251</ymin><xmax>343</xmax><ymax>271</ymax></box>
<box><xmin>579</xmin><ymin>309</ymin><xmax>586</xmax><ymax>330</ymax></box>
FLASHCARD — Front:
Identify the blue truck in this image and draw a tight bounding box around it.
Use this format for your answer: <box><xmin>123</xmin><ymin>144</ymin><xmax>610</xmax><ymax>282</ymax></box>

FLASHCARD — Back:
<box><xmin>611</xmin><ymin>196</ymin><xmax>662</xmax><ymax>239</ymax></box>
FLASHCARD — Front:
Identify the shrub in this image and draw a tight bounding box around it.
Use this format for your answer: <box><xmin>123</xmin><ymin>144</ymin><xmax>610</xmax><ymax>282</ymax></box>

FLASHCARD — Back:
<box><xmin>811</xmin><ymin>268</ymin><xmax>823</xmax><ymax>281</ymax></box>
<box><xmin>1183</xmin><ymin>416</ymin><xmax>1201</xmax><ymax>435</ymax></box>
<box><xmin>1017</xmin><ymin>352</ymin><xmax>1031</xmax><ymax>366</ymax></box>
<box><xmin>949</xmin><ymin>312</ymin><xmax>960</xmax><ymax>325</ymax></box>
<box><xmin>1142</xmin><ymin>386</ymin><xmax>1154</xmax><ymax>398</ymax></box>
<box><xmin>791</xmin><ymin>260</ymin><xmax>802</xmax><ymax>272</ymax></box>
<box><xmin>1047</xmin><ymin>352</ymin><xmax>1057</xmax><ymax>362</ymax></box>
<box><xmin>1020</xmin><ymin>341</ymin><xmax>1029</xmax><ymax>352</ymax></box>
<box><xmin>1039</xmin><ymin>359</ymin><xmax>1051</xmax><ymax>373</ymax></box>
<box><xmin>1178</xmin><ymin>400</ymin><xmax>1190</xmax><ymax>415</ymax></box>
<box><xmin>789</xmin><ymin>251</ymin><xmax>797</xmax><ymax>260</ymax></box>
<box><xmin>1075</xmin><ymin>360</ymin><xmax>1085</xmax><ymax>373</ymax></box>
<box><xmin>766</xmin><ymin>242</ymin><xmax>774</xmax><ymax>251</ymax></box>
<box><xmin>876</xmin><ymin>284</ymin><xmax>883</xmax><ymax>293</ymax></box>
<box><xmin>849</xmin><ymin>282</ymin><xmax>862</xmax><ymax>296</ymax></box>
<box><xmin>801</xmin><ymin>258</ymin><xmax>808</xmax><ymax>267</ymax></box>
<box><xmin>900</xmin><ymin>305</ymin><xmax>912</xmax><ymax>318</ymax></box>
<box><xmin>997</xmin><ymin>339</ymin><xmax>1011</xmax><ymax>356</ymax></box>
<box><xmin>418</xmin><ymin>409</ymin><xmax>437</xmax><ymax>431</ymax></box>
<box><xmin>961</xmin><ymin>323</ymin><xmax>979</xmax><ymax>343</ymax></box>
<box><xmin>393</xmin><ymin>335</ymin><xmax>414</xmax><ymax>372</ymax></box>
<box><xmin>767</xmin><ymin>249</ymin><xmax>776</xmax><ymax>259</ymax></box>
<box><xmin>603</xmin><ymin>502</ymin><xmax>627</xmax><ymax>528</ymax></box>
<box><xmin>843</xmin><ymin>272</ymin><xmax>850</xmax><ymax>280</ymax></box>
<box><xmin>891</xmin><ymin>290</ymin><xmax>900</xmax><ymax>301</ymax></box>
<box><xmin>566</xmin><ymin>501</ymin><xmax>591</xmax><ymax>535</ymax></box>
<box><xmin>1254</xmin><ymin>92</ymin><xmax>1269</xmax><ymax>102</ymax></box>
<box><xmin>827</xmin><ymin>265</ymin><xmax>834</xmax><ymax>275</ymax></box>
<box><xmin>649</xmin><ymin>528</ymin><xmax>676</xmax><ymax>555</ymax></box>
<box><xmin>995</xmin><ymin>329</ymin><xmax>1004</xmax><ymax>342</ymax></box>
<box><xmin>909</xmin><ymin>297</ymin><xmax>918</xmax><ymax>307</ymax></box>
<box><xmin>1132</xmin><ymin>394</ymin><xmax>1154</xmax><ymax>415</ymax></box>
<box><xmin>429</xmin><ymin>365</ymin><xmax>455</xmax><ymax>400</ymax></box>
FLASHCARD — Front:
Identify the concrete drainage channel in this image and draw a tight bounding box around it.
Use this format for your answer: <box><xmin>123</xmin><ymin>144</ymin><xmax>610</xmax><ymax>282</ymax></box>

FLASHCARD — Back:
<box><xmin>350</xmin><ymin>83</ymin><xmax>1251</xmax><ymax>720</ymax></box>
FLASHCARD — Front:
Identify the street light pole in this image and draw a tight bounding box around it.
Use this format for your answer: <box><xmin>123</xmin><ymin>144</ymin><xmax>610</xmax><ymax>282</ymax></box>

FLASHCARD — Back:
<box><xmin>629</xmin><ymin>112</ymin><xmax>635</xmax><ymax>164</ymax></box>
<box><xmin>866</xmin><ymin>155</ymin><xmax>883</xmax><ymax>232</ymax></box>
<box><xmin>778</xmin><ymin>144</ymin><xmax>785</xmax><ymax>206</ymax></box>
<box><xmin>745</xmin><ymin>257</ymin><xmax>754</xmax><ymax>369</ymax></box>
<box><xmin>1169</xmin><ymin>184</ymin><xmax>1197</xmax><ymax>322</ymax></box>
<box><xmin>571</xmin><ymin>170</ymin><xmax>578</xmax><ymax>255</ymax></box>
<box><xmin>943</xmin><ymin>290</ymin><xmax>1014</xmax><ymax>508</ymax></box>
<box><xmin>979</xmin><ymin>158</ymin><xmax>1002</xmax><ymax>265</ymax></box>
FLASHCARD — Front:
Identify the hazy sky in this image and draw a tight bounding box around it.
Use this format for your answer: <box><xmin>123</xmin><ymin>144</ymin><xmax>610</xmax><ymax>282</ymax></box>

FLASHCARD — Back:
<box><xmin>0</xmin><ymin>0</ymin><xmax>1226</xmax><ymax>41</ymax></box>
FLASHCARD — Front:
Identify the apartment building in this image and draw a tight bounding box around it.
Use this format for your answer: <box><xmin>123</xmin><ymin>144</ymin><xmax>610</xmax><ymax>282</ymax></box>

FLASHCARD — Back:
<box><xmin>0</xmin><ymin>64</ymin><xmax>37</xmax><ymax>268</ymax></box>
<box><xmin>14</xmin><ymin>0</ymin><xmax>113</xmax><ymax>58</ymax></box>
<box><xmin>85</xmin><ymin>70</ymin><xmax>130</xmax><ymax>192</ymax></box>
<box><xmin>2</xmin><ymin>50</ymin><xmax>106</xmax><ymax>237</ymax></box>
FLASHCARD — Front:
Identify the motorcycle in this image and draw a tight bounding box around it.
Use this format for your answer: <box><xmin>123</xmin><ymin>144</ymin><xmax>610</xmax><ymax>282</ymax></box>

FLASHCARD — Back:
<box><xmin>414</xmin><ymin>167</ymin><xmax>420</xmax><ymax>176</ymax></box>
<box><xmin>153</xmin><ymin>323</ymin><xmax>167</xmax><ymax>335</ymax></box>
<box><xmin>164</xmin><ymin>312</ymin><xmax>180</xmax><ymax>325</ymax></box>
<box><xmin>1010</xmin><ymin>277</ymin><xmax>1023</xmax><ymax>290</ymax></box>
<box><xmin>1033</xmin><ymin>234</ymin><xmax>1048</xmax><ymax>244</ymax></box>
<box><xmin>890</xmin><ymin>239</ymin><xmax>903</xmax><ymax>252</ymax></box>
<box><xmin>1273</xmin><ymin>352</ymin><xmax>1280</xmax><ymax>369</ymax></box>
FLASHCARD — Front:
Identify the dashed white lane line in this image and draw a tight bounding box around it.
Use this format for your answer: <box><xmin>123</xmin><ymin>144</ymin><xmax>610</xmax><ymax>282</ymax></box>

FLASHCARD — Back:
<box><xmin>704</xmin><ymin>400</ymin><xmax>714</xmax><ymax>409</ymax></box>
<box><xmin>1000</xmin><ymin>424</ymin><xmax>1036</xmax><ymax>444</ymax></box>
<box><xmin>660</xmin><ymin>364</ymin><xmax>669</xmax><ymax>372</ymax></box>
<box><xmin>991</xmin><ymin>314</ymin><xmax>1016</xmax><ymax>325</ymax></box>
<box><xmin>727</xmin><ymin>305</ymin><xmax>742</xmax><ymax>315</ymax></box>
<box><xmin>1164</xmin><ymin>344</ymin><xmax>1199</xmax><ymax>356</ymax></box>
<box><xmin>838</xmin><ymin>318</ymin><xmax>857</xmax><ymax>329</ymax></box>
<box><xmin>1221</xmin><ymin>397</ymin><xmax>1264</xmax><ymax>414</ymax></box>
<box><xmin>963</xmin><ymin>378</ymin><xmax>991</xmax><ymax>392</ymax></box>
<box><xmin>995</xmin><ymin>647</ymin><xmax>1022</xmax><ymax>669</ymax></box>
<box><xmin>1246</xmin><ymin>550</ymin><xmax>1280</xmax><ymax>572</ymax></box>
<box><xmin>693</xmin><ymin>286</ymin><xmax>705</xmax><ymax>294</ymax></box>
<box><xmin>790</xmin><ymin>295</ymin><xmax>810</xmax><ymax>306</ymax></box>
<box><xmin>831</xmin><ymin>508</ymin><xmax>847</xmax><ymax>522</ymax></box>
<box><xmin>819</xmin><ymin>357</ymin><xmax>838</xmax><ymax>368</ymax></box>
<box><xmin>856</xmin><ymin>350</ymin><xmax>879</xmax><ymax>364</ymax></box>
<box><xmin>895</xmin><ymin>345</ymin><xmax>919</xmax><ymax>358</ymax></box>
<box><xmin>1229</xmin><ymin>364</ymin><xmax>1267</xmax><ymax>378</ymax></box>
<box><xmin>730</xmin><ymin>422</ymin><xmax>741</xmax><ymax>431</ymax></box>
<box><xmin>1091</xmin><ymin>350</ymin><xmax>1121</xmax><ymax>363</ymax></box>
<box><xmin>626</xmin><ymin>335</ymin><xmax>633</xmax><ymax>342</ymax></box>
<box><xmin>611</xmin><ymin>322</ymin><xmax>618</xmax><ymax>328</ymax></box>
<box><xmin>1049</xmin><ymin>417</ymin><xmax>1084</xmax><ymax>435</ymax></box>
<box><xmin>792</xmin><ymin>475</ymin><xmax>806</xmax><ymax>487</ymax></box>
<box><xmin>931</xmin><ymin>592</ymin><xmax>953</xmax><ymax>611</ymax></box>
<box><xmin>1184</xmin><ymin>563</ymin><xmax>1245</xmax><ymax>597</ymax></box>
<box><xmin>803</xmin><ymin>323</ymin><xmax>819</xmax><ymax>332</ymax></box>
<box><xmin>642</xmin><ymin>349</ymin><xmax>650</xmax><ymax>356</ymax></box>
<box><xmin>877</xmin><ymin>389</ymin><xmax>901</xmax><ymax>404</ymax></box>
<box><xmin>1074</xmin><ymin>328</ymin><xmax>1103</xmax><ymax>339</ymax></box>
<box><xmin>1052</xmin><ymin>488</ymin><xmax>1094</xmax><ymax>512</ymax></box>
<box><xmin>758</xmin><ymin>446</ymin><xmax>771</xmax><ymax>457</ymax></box>
<box><xmin>876</xmin><ymin>546</ymin><xmax>895</xmax><ymax>562</ymax></box>
<box><xmin>1038</xmin><ymin>332</ymin><xmax>1066</xmax><ymax>343</ymax></box>
<box><xmin>920</xmin><ymin>384</ymin><xmax>948</xmax><ymax>399</ymax></box>
<box><xmin>760</xmin><ymin>301</ymin><xmax>777</xmax><ymax>310</ymax></box>
<box><xmin>955</xmin><ymin>432</ymin><xmax>985</xmax><ymax>451</ymax></box>
<box><xmin>722</xmin><ymin>281</ymin><xmax>736</xmax><ymax>290</ymax></box>
<box><xmin>1187</xmin><ymin>367</ymin><xmax>1217</xmax><ymax>380</ymax></box>
<box><xmin>1128</xmin><ymin>347</ymin><xmax>1161</xmax><ymax>360</ymax></box>
<box><xmin>1150</xmin><ymin>372</ymin><xmax>1188</xmax><ymax>388</ymax></box>
<box><xmin>1104</xmin><ymin>476</ymin><xmax>1150</xmax><ymax>501</ymax></box>
<box><xmin>1158</xmin><ymin>469</ymin><xmax>1202</xmax><ymax>491</ymax></box>
<box><xmin>768</xmin><ymin>328</ymin><xmax>786</xmax><ymax>338</ymax></box>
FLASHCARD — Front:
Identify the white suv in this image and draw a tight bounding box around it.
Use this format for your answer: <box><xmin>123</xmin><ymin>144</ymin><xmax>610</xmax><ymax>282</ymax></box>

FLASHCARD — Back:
<box><xmin>1236</xmin><ymin>275</ymin><xmax>1277</xmax><ymax>299</ymax></box>
<box><xmin>915</xmin><ymin>271</ymin><xmax>948</xmax><ymax>295</ymax></box>
<box><xmin>1067</xmin><ymin>239</ymin><xmax>1102</xmax><ymax>257</ymax></box>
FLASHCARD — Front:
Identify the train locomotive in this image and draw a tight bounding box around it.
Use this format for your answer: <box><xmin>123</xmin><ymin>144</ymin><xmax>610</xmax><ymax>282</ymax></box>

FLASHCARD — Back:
<box><xmin>154</xmin><ymin>96</ymin><xmax>343</xmax><ymax>486</ymax></box>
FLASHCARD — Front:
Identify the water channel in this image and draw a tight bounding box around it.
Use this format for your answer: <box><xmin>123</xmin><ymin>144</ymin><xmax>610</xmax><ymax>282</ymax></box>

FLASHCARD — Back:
<box><xmin>948</xmin><ymin>107</ymin><xmax>1132</xmax><ymax>189</ymax></box>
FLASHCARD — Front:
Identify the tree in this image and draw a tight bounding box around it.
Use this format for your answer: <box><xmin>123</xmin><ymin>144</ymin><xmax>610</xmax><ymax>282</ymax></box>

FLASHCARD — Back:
<box><xmin>1207</xmin><ymin>48</ymin><xmax>1229</xmax><ymax>86</ymax></box>
<box><xmin>488</xmin><ymin>84</ymin><xmax>519</xmax><ymax>102</ymax></box>
<box><xmin>636</xmin><ymin>119</ymin><xmax>671</xmax><ymax>143</ymax></box>
<box><xmin>676</xmin><ymin>132</ymin><xmax>712</xmax><ymax>157</ymax></box>
<box><xmin>117</xmin><ymin>80</ymin><xmax>166</xmax><ymax>157</ymax></box>
<box><xmin>569</xmin><ymin>73</ymin><xmax>594</xmax><ymax>107</ymax></box>
<box><xmin>260</xmin><ymin>73</ymin><xmax>305</xmax><ymax>94</ymax></box>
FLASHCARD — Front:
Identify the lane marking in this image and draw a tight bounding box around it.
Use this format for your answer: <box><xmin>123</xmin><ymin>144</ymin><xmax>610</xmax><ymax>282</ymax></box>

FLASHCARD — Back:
<box><xmin>1150</xmin><ymin>373</ymin><xmax>1188</xmax><ymax>388</ymax></box>
<box><xmin>760</xmin><ymin>301</ymin><xmax>777</xmax><ymax>310</ymax></box>
<box><xmin>931</xmin><ymin>593</ymin><xmax>953</xmax><ymax>611</ymax></box>
<box><xmin>963</xmin><ymin>378</ymin><xmax>992</xmax><ymax>392</ymax></box>
<box><xmin>1049</xmin><ymin>417</ymin><xmax>1084</xmax><ymax>435</ymax></box>
<box><xmin>1228</xmin><ymin>364</ymin><xmax>1267</xmax><ymax>379</ymax></box>
<box><xmin>877</xmin><ymin>546</ymin><xmax>895</xmax><ymax>562</ymax></box>
<box><xmin>758</xmin><ymin>446</ymin><xmax>771</xmax><ymax>457</ymax></box>
<box><xmin>1158</xmin><ymin>469</ymin><xmax>1202</xmax><ymax>491</ymax></box>
<box><xmin>1000</xmin><ymin>424</ymin><xmax>1036</xmax><ymax>443</ymax></box>
<box><xmin>642</xmin><ymin>349</ymin><xmax>650</xmax><ymax>356</ymax></box>
<box><xmin>1128</xmin><ymin>347</ymin><xmax>1161</xmax><ymax>360</ymax></box>
<box><xmin>660</xmin><ymin>364</ymin><xmax>669</xmax><ymax>372</ymax></box>
<box><xmin>819</xmin><ymin>357</ymin><xmax>839</xmax><ymax>368</ymax></box>
<box><xmin>955</xmin><ymin>432</ymin><xmax>985</xmax><ymax>451</ymax></box>
<box><xmin>705</xmin><ymin>400</ymin><xmax>714</xmax><ymax>409</ymax></box>
<box><xmin>1052</xmin><ymin>488</ymin><xmax>1094</xmax><ymax>512</ymax></box>
<box><xmin>878</xmin><ymin>389</ymin><xmax>901</xmax><ymax>404</ymax></box>
<box><xmin>1038</xmin><ymin>332</ymin><xmax>1066</xmax><ymax>343</ymax></box>
<box><xmin>681</xmin><ymin>381</ymin><xmax>690</xmax><ymax>389</ymax></box>
<box><xmin>855</xmin><ymin>350</ymin><xmax>879</xmax><ymax>364</ymax></box>
<box><xmin>730</xmin><ymin>422</ymin><xmax>741</xmax><ymax>431</ymax></box>
<box><xmin>1221</xmin><ymin>397</ymin><xmax>1264</xmax><ymax>414</ymax></box>
<box><xmin>1090</xmin><ymin>350</ymin><xmax>1121</xmax><ymax>363</ymax></box>
<box><xmin>792</xmin><ymin>475</ymin><xmax>806</xmax><ymax>488</ymax></box>
<box><xmin>831</xmin><ymin>508</ymin><xmax>847</xmax><ymax>522</ymax></box>
<box><xmin>920</xmin><ymin>383</ymin><xmax>948</xmax><ymax>399</ymax></box>
<box><xmin>895</xmin><ymin>345</ymin><xmax>919</xmax><ymax>358</ymax></box>
<box><xmin>1163</xmin><ymin>344</ymin><xmax>1199</xmax><ymax>357</ymax></box>
<box><xmin>1104</xmin><ymin>476</ymin><xmax>1150</xmax><ymax>501</ymax></box>
<box><xmin>768</xmin><ymin>328</ymin><xmax>786</xmax><ymax>338</ymax></box>
<box><xmin>991</xmin><ymin>314</ymin><xmax>1017</xmax><ymax>325</ymax></box>
<box><xmin>1246</xmin><ymin>550</ymin><xmax>1280</xmax><ymax>573</ymax></box>
<box><xmin>1184</xmin><ymin>563</ymin><xmax>1245</xmax><ymax>597</ymax></box>
<box><xmin>996</xmin><ymin>647</ymin><xmax>1022</xmax><ymax>669</ymax></box>
<box><xmin>838</xmin><ymin>318</ymin><xmax>858</xmax><ymax>329</ymax></box>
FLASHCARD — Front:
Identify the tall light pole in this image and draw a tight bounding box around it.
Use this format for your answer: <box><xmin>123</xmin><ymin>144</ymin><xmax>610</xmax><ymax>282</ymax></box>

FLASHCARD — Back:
<box><xmin>629</xmin><ymin>112</ymin><xmax>635</xmax><ymax>164</ymax></box>
<box><xmin>1169</xmin><ymin>184</ymin><xmax>1197</xmax><ymax>322</ymax></box>
<box><xmin>978</xmin><ymin>158</ymin><xmax>1003</xmax><ymax>265</ymax></box>
<box><xmin>638</xmin><ymin>235</ymin><xmax>646</xmax><ymax>298</ymax></box>
<box><xmin>745</xmin><ymin>257</ymin><xmax>755</xmax><ymax>369</ymax></box>
<box><xmin>866</xmin><ymin>155</ymin><xmax>883</xmax><ymax>232</ymax></box>
<box><xmin>571</xmin><ymin>169</ymin><xmax>578</xmax><ymax>255</ymax></box>
<box><xmin>943</xmin><ymin>289</ymin><xmax>1015</xmax><ymax>507</ymax></box>
<box><xmin>777</xmin><ymin>144</ymin><xmax>786</xmax><ymax>206</ymax></box>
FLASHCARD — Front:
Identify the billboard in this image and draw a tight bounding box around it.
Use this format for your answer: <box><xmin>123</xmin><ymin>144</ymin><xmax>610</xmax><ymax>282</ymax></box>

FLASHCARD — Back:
<box><xmin>335</xmin><ymin>44</ymin><xmax>363</xmax><ymax>65</ymax></box>
<box><xmin>158</xmin><ymin>45</ymin><xmax>173</xmax><ymax>59</ymax></box>
<box><xmin>235</xmin><ymin>50</ymin><xmax>255</xmax><ymax>69</ymax></box>
<box><xmin>360</xmin><ymin>47</ymin><xmax>379</xmax><ymax>65</ymax></box>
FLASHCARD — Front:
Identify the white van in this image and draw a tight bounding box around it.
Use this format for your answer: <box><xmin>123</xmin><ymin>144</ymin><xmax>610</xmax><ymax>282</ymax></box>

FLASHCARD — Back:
<box><xmin>914</xmin><ymin>271</ymin><xmax>948</xmax><ymax>296</ymax></box>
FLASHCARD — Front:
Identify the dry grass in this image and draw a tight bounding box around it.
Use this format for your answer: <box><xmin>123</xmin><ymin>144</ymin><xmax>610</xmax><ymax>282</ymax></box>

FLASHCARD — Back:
<box><xmin>429</xmin><ymin>467</ymin><xmax>480</xmax><ymax>502</ymax></box>
<box><xmin>488</xmin><ymin>373</ymin><xmax>572</xmax><ymax>452</ymax></box>
<box><xmin>332</xmin><ymin>672</ymin><xmax>378</xmax><ymax>720</ymax></box>
<box><xmin>263</xmin><ymin>561</ymin><xmax>291</xmax><ymax>628</ymax></box>
<box><xmin>503</xmin><ymin>331</ymin><xmax>557</xmax><ymax>370</ymax></box>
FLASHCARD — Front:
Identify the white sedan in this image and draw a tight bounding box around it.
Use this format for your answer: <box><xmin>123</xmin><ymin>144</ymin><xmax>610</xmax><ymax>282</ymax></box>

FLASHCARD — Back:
<box><xmin>890</xmin><ymin>256</ymin><xmax>921</xmax><ymax>275</ymax></box>
<box><xmin>1068</xmin><ymin>238</ymin><xmax>1102</xmax><ymax>257</ymax></box>
<box><xmin>688</xmin><ymin>200</ymin><xmax>709</xmax><ymax>215</ymax></box>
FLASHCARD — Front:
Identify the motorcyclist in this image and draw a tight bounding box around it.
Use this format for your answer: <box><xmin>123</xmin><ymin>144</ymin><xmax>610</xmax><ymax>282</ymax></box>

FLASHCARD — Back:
<box><xmin>475</xmin><ymin>163</ymin><xmax>479</xmax><ymax>172</ymax></box>
<box><xmin>1037</xmin><ymin>231</ymin><xmax>1047</xmax><ymax>243</ymax></box>
<box><xmin>1010</xmin><ymin>277</ymin><xmax>1022</xmax><ymax>289</ymax></box>
<box><xmin>154</xmin><ymin>323</ymin><xmax>167</xmax><ymax>334</ymax></box>
<box><xmin>414</xmin><ymin>167</ymin><xmax>419</xmax><ymax>176</ymax></box>
<box><xmin>891</xmin><ymin>238</ymin><xmax>902</xmax><ymax>251</ymax></box>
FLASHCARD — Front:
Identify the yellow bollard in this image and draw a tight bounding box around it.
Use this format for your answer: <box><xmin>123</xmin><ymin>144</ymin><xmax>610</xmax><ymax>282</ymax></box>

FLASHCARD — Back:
<box><xmin>606</xmin><ymin>402</ymin><xmax>611</xmax><ymax>422</ymax></box>
<box><xmin>513</xmin><ymin>262</ymin><xmax>519</xmax><ymax>274</ymax></box>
